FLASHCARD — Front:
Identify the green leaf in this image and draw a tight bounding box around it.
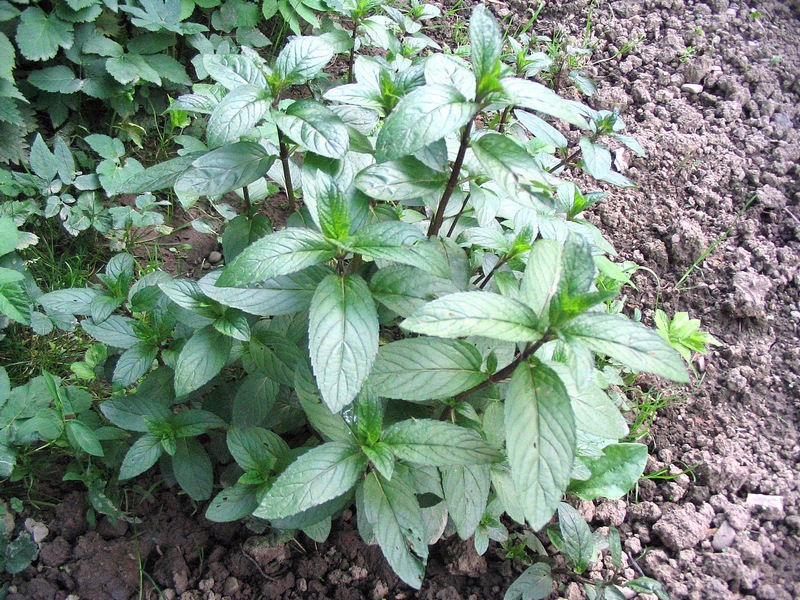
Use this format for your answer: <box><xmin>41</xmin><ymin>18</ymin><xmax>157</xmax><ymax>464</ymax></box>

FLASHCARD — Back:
<box><xmin>27</xmin><ymin>65</ymin><xmax>82</xmax><ymax>94</ymax></box>
<box><xmin>625</xmin><ymin>577</ymin><xmax>669</xmax><ymax>600</ymax></box>
<box><xmin>314</xmin><ymin>174</ymin><xmax>350</xmax><ymax>241</ymax></box>
<box><xmin>173</xmin><ymin>437</ymin><xmax>213</xmax><ymax>501</ymax></box>
<box><xmin>382</xmin><ymin>419</ymin><xmax>501</xmax><ymax>466</ymax></box>
<box><xmin>4</xmin><ymin>532</ymin><xmax>38</xmax><ymax>574</ymax></box>
<box><xmin>515</xmin><ymin>109</ymin><xmax>568</xmax><ymax>149</ymax></box>
<box><xmin>469</xmin><ymin>4</ymin><xmax>502</xmax><ymax>96</ymax></box>
<box><xmin>442</xmin><ymin>464</ymin><xmax>490</xmax><ymax>539</ymax></box>
<box><xmin>375</xmin><ymin>84</ymin><xmax>477</xmax><ymax>162</ymax></box>
<box><xmin>0</xmin><ymin>32</ymin><xmax>13</xmax><ymax>83</ymax></box>
<box><xmin>222</xmin><ymin>213</ymin><xmax>273</xmax><ymax>261</ymax></box>
<box><xmin>232</xmin><ymin>373</ymin><xmax>279</xmax><ymax>427</ymax></box>
<box><xmin>270</xmin><ymin>491</ymin><xmax>354</xmax><ymax>530</ymax></box>
<box><xmin>173</xmin><ymin>326</ymin><xmax>232</xmax><ymax>396</ymax></box>
<box><xmin>401</xmin><ymin>292</ymin><xmax>541</xmax><ymax>342</ymax></box>
<box><xmin>275</xmin><ymin>36</ymin><xmax>334</xmax><ymax>85</ymax></box>
<box><xmin>295</xmin><ymin>361</ymin><xmax>352</xmax><ymax>443</ymax></box>
<box><xmin>308</xmin><ymin>274</ymin><xmax>378</xmax><ymax>413</ymax></box>
<box><xmin>500</xmin><ymin>77</ymin><xmax>588</xmax><ymax>129</ymax></box>
<box><xmin>206</xmin><ymin>483</ymin><xmax>260</xmax><ymax>522</ymax></box>
<box><xmin>66</xmin><ymin>419</ymin><xmax>104</xmax><ymax>456</ymax></box>
<box><xmin>363</xmin><ymin>470</ymin><xmax>427</xmax><ymax>589</ymax></box>
<box><xmin>255</xmin><ymin>441</ymin><xmax>367</xmax><ymax>519</ymax></box>
<box><xmin>556</xmin><ymin>502</ymin><xmax>595</xmax><ymax>573</ymax></box>
<box><xmin>119</xmin><ymin>433</ymin><xmax>164</xmax><ymax>480</ymax></box>
<box><xmin>207</xmin><ymin>85</ymin><xmax>271</xmax><ymax>148</ymax></box>
<box><xmin>369</xmin><ymin>265</ymin><xmax>459</xmax><ymax>318</ymax></box>
<box><xmin>106</xmin><ymin>54</ymin><xmax>162</xmax><ymax>85</ymax></box>
<box><xmin>355</xmin><ymin>157</ymin><xmax>449</xmax><ymax>202</ymax></box>
<box><xmin>16</xmin><ymin>7</ymin><xmax>74</xmax><ymax>62</ymax></box>
<box><xmin>273</xmin><ymin>100</ymin><xmax>349</xmax><ymax>159</ymax></box>
<box><xmin>0</xmin><ymin>283</ymin><xmax>30</xmax><ymax>325</ymax></box>
<box><xmin>82</xmin><ymin>315</ymin><xmax>139</xmax><ymax>349</ymax></box>
<box><xmin>171</xmin><ymin>409</ymin><xmax>226</xmax><ymax>437</ymax></box>
<box><xmin>579</xmin><ymin>137</ymin><xmax>611</xmax><ymax>179</ymax></box>
<box><xmin>175</xmin><ymin>142</ymin><xmax>277</xmax><ymax>197</ymax></box>
<box><xmin>217</xmin><ymin>228</ymin><xmax>335</xmax><ymax>287</ymax></box>
<box><xmin>505</xmin><ymin>362</ymin><xmax>575</xmax><ymax>530</ymax></box>
<box><xmin>503</xmin><ymin>564</ymin><xmax>553</xmax><ymax>600</ymax></box>
<box><xmin>39</xmin><ymin>287</ymin><xmax>103</xmax><ymax>316</ymax></box>
<box><xmin>247</xmin><ymin>331</ymin><xmax>305</xmax><ymax>386</ymax></box>
<box><xmin>227</xmin><ymin>426</ymin><xmax>287</xmax><ymax>472</ymax></box>
<box><xmin>521</xmin><ymin>239</ymin><xmax>562</xmax><ymax>321</ymax></box>
<box><xmin>0</xmin><ymin>218</ymin><xmax>20</xmax><ymax>256</ymax></box>
<box><xmin>369</xmin><ymin>338</ymin><xmax>486</xmax><ymax>401</ymax></box>
<box><xmin>214</xmin><ymin>308</ymin><xmax>251</xmax><ymax>341</ymax></box>
<box><xmin>113</xmin><ymin>342</ymin><xmax>158</xmax><ymax>387</ymax></box>
<box><xmin>348</xmin><ymin>222</ymin><xmax>449</xmax><ymax>278</ymax></box>
<box><xmin>568</xmin><ymin>443</ymin><xmax>648</xmax><ymax>500</ymax></box>
<box><xmin>202</xmin><ymin>53</ymin><xmax>267</xmax><ymax>90</ymax></box>
<box><xmin>560</xmin><ymin>312</ymin><xmax>689</xmax><ymax>382</ymax></box>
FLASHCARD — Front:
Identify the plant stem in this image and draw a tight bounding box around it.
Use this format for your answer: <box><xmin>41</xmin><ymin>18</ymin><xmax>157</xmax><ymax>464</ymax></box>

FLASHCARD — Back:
<box><xmin>497</xmin><ymin>106</ymin><xmax>513</xmax><ymax>133</ymax></box>
<box><xmin>445</xmin><ymin>193</ymin><xmax>471</xmax><ymax>237</ymax></box>
<box><xmin>427</xmin><ymin>120</ymin><xmax>474</xmax><ymax>237</ymax></box>
<box><xmin>347</xmin><ymin>19</ymin><xmax>359</xmax><ymax>83</ymax></box>
<box><xmin>547</xmin><ymin>147</ymin><xmax>582</xmax><ymax>174</ymax></box>
<box><xmin>278</xmin><ymin>130</ymin><xmax>296</xmax><ymax>211</ymax></box>
<box><xmin>243</xmin><ymin>185</ymin><xmax>252</xmax><ymax>214</ymax></box>
<box><xmin>477</xmin><ymin>255</ymin><xmax>508</xmax><ymax>289</ymax></box>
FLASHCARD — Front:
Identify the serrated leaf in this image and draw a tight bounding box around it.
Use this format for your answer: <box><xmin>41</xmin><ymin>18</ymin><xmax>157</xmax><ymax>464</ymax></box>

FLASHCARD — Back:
<box><xmin>401</xmin><ymin>292</ymin><xmax>541</xmax><ymax>342</ymax></box>
<box><xmin>308</xmin><ymin>273</ymin><xmax>378</xmax><ymax>413</ymax></box>
<box><xmin>207</xmin><ymin>85</ymin><xmax>271</xmax><ymax>148</ymax></box>
<box><xmin>579</xmin><ymin>137</ymin><xmax>611</xmax><ymax>179</ymax></box>
<box><xmin>442</xmin><ymin>464</ymin><xmax>490</xmax><ymax>539</ymax></box>
<box><xmin>206</xmin><ymin>483</ymin><xmax>260</xmax><ymax>522</ymax></box>
<box><xmin>369</xmin><ymin>265</ymin><xmax>459</xmax><ymax>318</ymax></box>
<box><xmin>369</xmin><ymin>338</ymin><xmax>486</xmax><ymax>401</ymax></box>
<box><xmin>255</xmin><ymin>441</ymin><xmax>366</xmax><ymax>519</ymax></box>
<box><xmin>560</xmin><ymin>312</ymin><xmax>689</xmax><ymax>382</ymax></box>
<box><xmin>506</xmin><ymin>361</ymin><xmax>575</xmax><ymax>530</ymax></box>
<box><xmin>424</xmin><ymin>54</ymin><xmax>476</xmax><ymax>101</ymax></box>
<box><xmin>4</xmin><ymin>532</ymin><xmax>38</xmax><ymax>574</ymax></box>
<box><xmin>521</xmin><ymin>239</ymin><xmax>563</xmax><ymax>320</ymax></box>
<box><xmin>175</xmin><ymin>142</ymin><xmax>277</xmax><ymax>197</ymax></box>
<box><xmin>568</xmin><ymin>443</ymin><xmax>648</xmax><ymax>500</ymax></box>
<box><xmin>273</xmin><ymin>100</ymin><xmax>349</xmax><ymax>159</ymax></box>
<box><xmin>515</xmin><ymin>109</ymin><xmax>568</xmax><ymax>149</ymax></box>
<box><xmin>500</xmin><ymin>77</ymin><xmax>588</xmax><ymax>129</ymax></box>
<box><xmin>217</xmin><ymin>228</ymin><xmax>335</xmax><ymax>287</ymax></box>
<box><xmin>469</xmin><ymin>4</ymin><xmax>501</xmax><ymax>95</ymax></box>
<box><xmin>382</xmin><ymin>419</ymin><xmax>501</xmax><ymax>466</ymax></box>
<box><xmin>27</xmin><ymin>65</ymin><xmax>82</xmax><ymax>94</ymax></box>
<box><xmin>503</xmin><ymin>563</ymin><xmax>553</xmax><ymax>600</ymax></box>
<box><xmin>355</xmin><ymin>156</ymin><xmax>448</xmax><ymax>202</ymax></box>
<box><xmin>81</xmin><ymin>315</ymin><xmax>139</xmax><ymax>349</ymax></box>
<box><xmin>119</xmin><ymin>433</ymin><xmax>163</xmax><ymax>479</ymax></box>
<box><xmin>119</xmin><ymin>154</ymin><xmax>198</xmax><ymax>194</ymax></box>
<box><xmin>173</xmin><ymin>326</ymin><xmax>232</xmax><ymax>396</ymax></box>
<box><xmin>0</xmin><ymin>32</ymin><xmax>13</xmax><ymax>82</ymax></box>
<box><xmin>275</xmin><ymin>36</ymin><xmax>334</xmax><ymax>85</ymax></box>
<box><xmin>556</xmin><ymin>502</ymin><xmax>595</xmax><ymax>573</ymax></box>
<box><xmin>113</xmin><ymin>342</ymin><xmax>158</xmax><ymax>387</ymax></box>
<box><xmin>202</xmin><ymin>53</ymin><xmax>267</xmax><ymax>90</ymax></box>
<box><xmin>375</xmin><ymin>84</ymin><xmax>477</xmax><ymax>162</ymax></box>
<box><xmin>16</xmin><ymin>7</ymin><xmax>74</xmax><ymax>62</ymax></box>
<box><xmin>173</xmin><ymin>437</ymin><xmax>213</xmax><ymax>500</ymax></box>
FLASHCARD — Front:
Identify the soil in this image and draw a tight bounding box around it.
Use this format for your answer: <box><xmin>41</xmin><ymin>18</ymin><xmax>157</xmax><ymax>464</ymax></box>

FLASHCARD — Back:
<box><xmin>3</xmin><ymin>0</ymin><xmax>800</xmax><ymax>599</ymax></box>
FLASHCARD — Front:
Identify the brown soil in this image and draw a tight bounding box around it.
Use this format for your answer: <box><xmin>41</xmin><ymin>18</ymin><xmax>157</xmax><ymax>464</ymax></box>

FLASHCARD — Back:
<box><xmin>3</xmin><ymin>0</ymin><xmax>800</xmax><ymax>599</ymax></box>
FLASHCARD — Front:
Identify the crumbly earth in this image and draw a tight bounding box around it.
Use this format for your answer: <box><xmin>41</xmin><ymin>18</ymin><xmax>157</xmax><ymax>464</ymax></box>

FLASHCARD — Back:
<box><xmin>2</xmin><ymin>0</ymin><xmax>799</xmax><ymax>598</ymax></box>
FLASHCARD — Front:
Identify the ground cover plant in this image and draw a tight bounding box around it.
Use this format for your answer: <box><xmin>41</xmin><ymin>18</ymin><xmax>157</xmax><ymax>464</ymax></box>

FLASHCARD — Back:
<box><xmin>0</xmin><ymin>1</ymin><xmax>722</xmax><ymax>597</ymax></box>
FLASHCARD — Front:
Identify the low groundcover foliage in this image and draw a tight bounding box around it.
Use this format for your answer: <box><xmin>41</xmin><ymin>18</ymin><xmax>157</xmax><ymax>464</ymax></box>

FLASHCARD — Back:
<box><xmin>2</xmin><ymin>4</ymin><xmax>687</xmax><ymax>597</ymax></box>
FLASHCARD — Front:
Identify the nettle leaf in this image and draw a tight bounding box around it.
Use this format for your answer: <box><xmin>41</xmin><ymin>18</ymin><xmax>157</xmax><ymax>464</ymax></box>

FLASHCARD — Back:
<box><xmin>560</xmin><ymin>313</ymin><xmax>689</xmax><ymax>382</ymax></box>
<box><xmin>173</xmin><ymin>326</ymin><xmax>232</xmax><ymax>396</ymax></box>
<box><xmin>355</xmin><ymin>157</ymin><xmax>449</xmax><ymax>202</ymax></box>
<box><xmin>401</xmin><ymin>292</ymin><xmax>541</xmax><ymax>342</ymax></box>
<box><xmin>27</xmin><ymin>65</ymin><xmax>82</xmax><ymax>94</ymax></box>
<box><xmin>369</xmin><ymin>338</ymin><xmax>486</xmax><ymax>401</ymax></box>
<box><xmin>0</xmin><ymin>32</ymin><xmax>13</xmax><ymax>82</ymax></box>
<box><xmin>469</xmin><ymin>4</ymin><xmax>501</xmax><ymax>95</ymax></box>
<box><xmin>375</xmin><ymin>84</ymin><xmax>477</xmax><ymax>162</ymax></box>
<box><xmin>369</xmin><ymin>265</ymin><xmax>459</xmax><ymax>318</ymax></box>
<box><xmin>568</xmin><ymin>443</ymin><xmax>648</xmax><ymax>500</ymax></box>
<box><xmin>256</xmin><ymin>441</ymin><xmax>367</xmax><ymax>519</ymax></box>
<box><xmin>175</xmin><ymin>142</ymin><xmax>277</xmax><ymax>197</ymax></box>
<box><xmin>500</xmin><ymin>77</ymin><xmax>588</xmax><ymax>129</ymax></box>
<box><xmin>382</xmin><ymin>419</ymin><xmax>501</xmax><ymax>466</ymax></box>
<box><xmin>217</xmin><ymin>228</ymin><xmax>336</xmax><ymax>287</ymax></box>
<box><xmin>16</xmin><ymin>7</ymin><xmax>74</xmax><ymax>62</ymax></box>
<box><xmin>442</xmin><ymin>464</ymin><xmax>490</xmax><ymax>539</ymax></box>
<box><xmin>362</xmin><ymin>470</ymin><xmax>427</xmax><ymax>589</ymax></box>
<box><xmin>308</xmin><ymin>274</ymin><xmax>379</xmax><ymax>413</ymax></box>
<box><xmin>505</xmin><ymin>361</ymin><xmax>575</xmax><ymax>530</ymax></box>
<box><xmin>275</xmin><ymin>36</ymin><xmax>334</xmax><ymax>85</ymax></box>
<box><xmin>273</xmin><ymin>100</ymin><xmax>349</xmax><ymax>159</ymax></box>
<box><xmin>503</xmin><ymin>563</ymin><xmax>553</xmax><ymax>600</ymax></box>
<box><xmin>207</xmin><ymin>85</ymin><xmax>271</xmax><ymax>148</ymax></box>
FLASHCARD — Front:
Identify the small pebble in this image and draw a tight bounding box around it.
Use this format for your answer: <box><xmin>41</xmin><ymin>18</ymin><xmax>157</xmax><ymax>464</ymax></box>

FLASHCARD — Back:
<box><xmin>208</xmin><ymin>251</ymin><xmax>223</xmax><ymax>265</ymax></box>
<box><xmin>712</xmin><ymin>521</ymin><xmax>737</xmax><ymax>550</ymax></box>
<box><xmin>681</xmin><ymin>83</ymin><xmax>704</xmax><ymax>94</ymax></box>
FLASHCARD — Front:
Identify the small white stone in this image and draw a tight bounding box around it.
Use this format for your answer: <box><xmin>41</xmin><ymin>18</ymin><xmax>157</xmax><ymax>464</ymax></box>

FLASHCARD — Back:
<box><xmin>745</xmin><ymin>493</ymin><xmax>784</xmax><ymax>510</ymax></box>
<box><xmin>681</xmin><ymin>83</ymin><xmax>704</xmax><ymax>94</ymax></box>
<box><xmin>712</xmin><ymin>521</ymin><xmax>737</xmax><ymax>550</ymax></box>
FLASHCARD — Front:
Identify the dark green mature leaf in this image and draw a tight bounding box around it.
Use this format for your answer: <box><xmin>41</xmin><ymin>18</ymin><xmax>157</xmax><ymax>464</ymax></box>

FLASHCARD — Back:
<box><xmin>505</xmin><ymin>362</ymin><xmax>575</xmax><ymax>530</ymax></box>
<box><xmin>375</xmin><ymin>84</ymin><xmax>477</xmax><ymax>162</ymax></box>
<box><xmin>255</xmin><ymin>441</ymin><xmax>367</xmax><ymax>519</ymax></box>
<box><xmin>273</xmin><ymin>100</ymin><xmax>349</xmax><ymax>159</ymax></box>
<box><xmin>369</xmin><ymin>266</ymin><xmax>459</xmax><ymax>317</ymax></box>
<box><xmin>270</xmin><ymin>491</ymin><xmax>355</xmax><ymax>530</ymax></box>
<box><xmin>275</xmin><ymin>36</ymin><xmax>334</xmax><ymax>85</ymax></box>
<box><xmin>369</xmin><ymin>338</ymin><xmax>486</xmax><ymax>401</ymax></box>
<box><xmin>3</xmin><ymin>533</ymin><xmax>38</xmax><ymax>574</ymax></box>
<box><xmin>206</xmin><ymin>483</ymin><xmax>260</xmax><ymax>522</ymax></box>
<box><xmin>568</xmin><ymin>443</ymin><xmax>648</xmax><ymax>500</ymax></box>
<box><xmin>500</xmin><ymin>77</ymin><xmax>588</xmax><ymax>129</ymax></box>
<box><xmin>16</xmin><ymin>7</ymin><xmax>74</xmax><ymax>62</ymax></box>
<box><xmin>113</xmin><ymin>342</ymin><xmax>158</xmax><ymax>387</ymax></box>
<box><xmin>521</xmin><ymin>239</ymin><xmax>562</xmax><ymax>320</ymax></box>
<box><xmin>295</xmin><ymin>361</ymin><xmax>352</xmax><ymax>443</ymax></box>
<box><xmin>247</xmin><ymin>331</ymin><xmax>304</xmax><ymax>386</ymax></box>
<box><xmin>173</xmin><ymin>438</ymin><xmax>213</xmax><ymax>501</ymax></box>
<box><xmin>363</xmin><ymin>470</ymin><xmax>427</xmax><ymax>589</ymax></box>
<box><xmin>0</xmin><ymin>32</ymin><xmax>14</xmax><ymax>83</ymax></box>
<box><xmin>119</xmin><ymin>433</ymin><xmax>163</xmax><ymax>480</ymax></box>
<box><xmin>175</xmin><ymin>142</ymin><xmax>277</xmax><ymax>197</ymax></box>
<box><xmin>401</xmin><ymin>292</ymin><xmax>541</xmax><ymax>342</ymax></box>
<box><xmin>217</xmin><ymin>228</ymin><xmax>335</xmax><ymax>287</ymax></box>
<box><xmin>309</xmin><ymin>274</ymin><xmax>378</xmax><ymax>413</ymax></box>
<box><xmin>382</xmin><ymin>419</ymin><xmax>501</xmax><ymax>466</ymax></box>
<box><xmin>227</xmin><ymin>426</ymin><xmax>287</xmax><ymax>472</ymax></box>
<box><xmin>560</xmin><ymin>313</ymin><xmax>689</xmax><ymax>382</ymax></box>
<box><xmin>442</xmin><ymin>464</ymin><xmax>490</xmax><ymax>539</ymax></box>
<box><xmin>556</xmin><ymin>502</ymin><xmax>595</xmax><ymax>573</ymax></box>
<box><xmin>173</xmin><ymin>326</ymin><xmax>232</xmax><ymax>396</ymax></box>
<box><xmin>66</xmin><ymin>419</ymin><xmax>104</xmax><ymax>456</ymax></box>
<box><xmin>355</xmin><ymin>157</ymin><xmax>449</xmax><ymax>202</ymax></box>
<box><xmin>469</xmin><ymin>4</ymin><xmax>502</xmax><ymax>96</ymax></box>
<box><xmin>203</xmin><ymin>53</ymin><xmax>267</xmax><ymax>90</ymax></box>
<box><xmin>503</xmin><ymin>563</ymin><xmax>553</xmax><ymax>600</ymax></box>
<box><xmin>349</xmin><ymin>223</ymin><xmax>449</xmax><ymax>278</ymax></box>
<box><xmin>82</xmin><ymin>315</ymin><xmax>139</xmax><ymax>349</ymax></box>
<box><xmin>28</xmin><ymin>65</ymin><xmax>82</xmax><ymax>94</ymax></box>
<box><xmin>232</xmin><ymin>374</ymin><xmax>279</xmax><ymax>427</ymax></box>
<box><xmin>39</xmin><ymin>288</ymin><xmax>103</xmax><ymax>316</ymax></box>
<box><xmin>207</xmin><ymin>85</ymin><xmax>271</xmax><ymax>147</ymax></box>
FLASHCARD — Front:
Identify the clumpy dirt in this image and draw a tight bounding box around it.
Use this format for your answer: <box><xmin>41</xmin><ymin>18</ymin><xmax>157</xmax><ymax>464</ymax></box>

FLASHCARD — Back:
<box><xmin>3</xmin><ymin>0</ymin><xmax>800</xmax><ymax>598</ymax></box>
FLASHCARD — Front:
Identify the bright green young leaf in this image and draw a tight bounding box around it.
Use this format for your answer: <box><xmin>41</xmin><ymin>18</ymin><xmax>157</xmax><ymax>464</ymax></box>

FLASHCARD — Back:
<box><xmin>175</xmin><ymin>142</ymin><xmax>277</xmax><ymax>197</ymax></box>
<box><xmin>0</xmin><ymin>283</ymin><xmax>30</xmax><ymax>325</ymax></box>
<box><xmin>355</xmin><ymin>157</ymin><xmax>449</xmax><ymax>202</ymax></box>
<box><xmin>119</xmin><ymin>433</ymin><xmax>163</xmax><ymax>480</ymax></box>
<box><xmin>382</xmin><ymin>419</ymin><xmax>501</xmax><ymax>466</ymax></box>
<box><xmin>568</xmin><ymin>443</ymin><xmax>648</xmax><ymax>500</ymax></box>
<box><xmin>206</xmin><ymin>85</ymin><xmax>271</xmax><ymax>148</ymax></box>
<box><xmin>173</xmin><ymin>326</ymin><xmax>232</xmax><ymax>396</ymax></box>
<box><xmin>16</xmin><ymin>7</ymin><xmax>74</xmax><ymax>62</ymax></box>
<box><xmin>255</xmin><ymin>441</ymin><xmax>367</xmax><ymax>519</ymax></box>
<box><xmin>503</xmin><ymin>563</ymin><xmax>553</xmax><ymax>600</ymax></box>
<box><xmin>173</xmin><ymin>438</ymin><xmax>213</xmax><ymax>501</ymax></box>
<box><xmin>469</xmin><ymin>4</ymin><xmax>502</xmax><ymax>96</ymax></box>
<box><xmin>313</xmin><ymin>173</ymin><xmax>350</xmax><ymax>241</ymax></box>
<box><xmin>505</xmin><ymin>361</ymin><xmax>575</xmax><ymax>530</ymax></box>
<box><xmin>500</xmin><ymin>77</ymin><xmax>588</xmax><ymax>129</ymax></box>
<box><xmin>217</xmin><ymin>228</ymin><xmax>335</xmax><ymax>287</ymax></box>
<box><xmin>369</xmin><ymin>265</ymin><xmax>459</xmax><ymax>318</ymax></box>
<box><xmin>369</xmin><ymin>338</ymin><xmax>486</xmax><ymax>401</ymax></box>
<box><xmin>442</xmin><ymin>464</ymin><xmax>490</xmax><ymax>539</ymax></box>
<box><xmin>308</xmin><ymin>274</ymin><xmax>379</xmax><ymax>413</ymax></box>
<box><xmin>273</xmin><ymin>100</ymin><xmax>349</xmax><ymax>159</ymax></box>
<box><xmin>560</xmin><ymin>312</ymin><xmax>689</xmax><ymax>382</ymax></box>
<box><xmin>375</xmin><ymin>84</ymin><xmax>477</xmax><ymax>162</ymax></box>
<box><xmin>362</xmin><ymin>470</ymin><xmax>427</xmax><ymax>589</ymax></box>
<box><xmin>275</xmin><ymin>36</ymin><xmax>334</xmax><ymax>85</ymax></box>
<box><xmin>556</xmin><ymin>502</ymin><xmax>595</xmax><ymax>573</ymax></box>
<box><xmin>401</xmin><ymin>292</ymin><xmax>541</xmax><ymax>342</ymax></box>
